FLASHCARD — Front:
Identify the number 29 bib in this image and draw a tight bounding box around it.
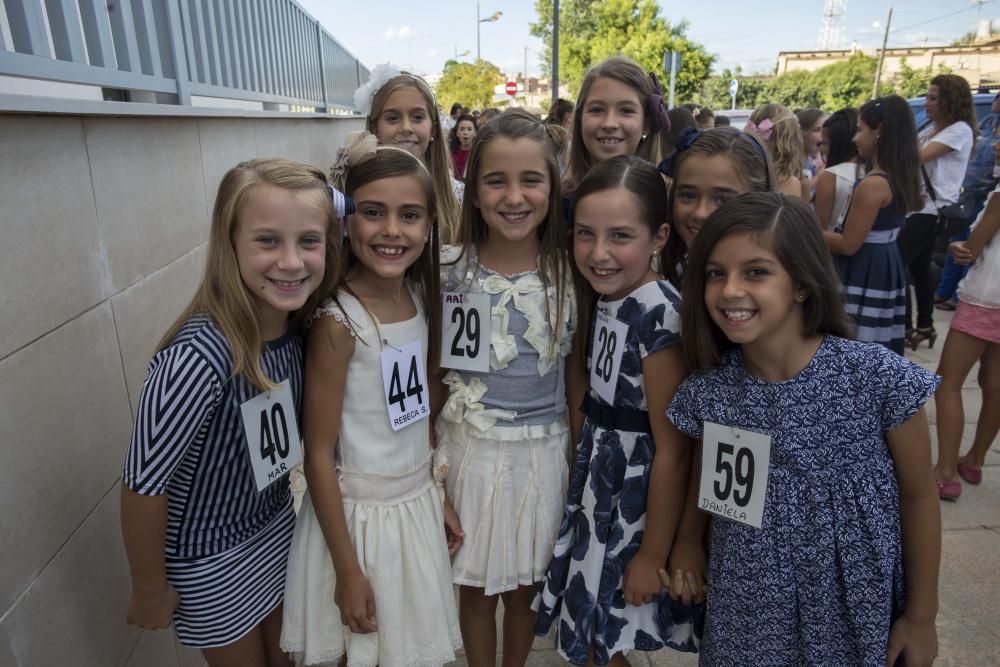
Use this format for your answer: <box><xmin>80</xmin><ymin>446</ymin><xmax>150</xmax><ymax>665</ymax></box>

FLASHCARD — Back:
<box><xmin>380</xmin><ymin>340</ymin><xmax>430</xmax><ymax>431</ymax></box>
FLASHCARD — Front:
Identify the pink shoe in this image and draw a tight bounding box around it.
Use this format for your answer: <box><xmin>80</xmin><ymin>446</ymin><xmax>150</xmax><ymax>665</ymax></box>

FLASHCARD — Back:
<box><xmin>958</xmin><ymin>462</ymin><xmax>983</xmax><ymax>485</ymax></box>
<box><xmin>937</xmin><ymin>479</ymin><xmax>962</xmax><ymax>501</ymax></box>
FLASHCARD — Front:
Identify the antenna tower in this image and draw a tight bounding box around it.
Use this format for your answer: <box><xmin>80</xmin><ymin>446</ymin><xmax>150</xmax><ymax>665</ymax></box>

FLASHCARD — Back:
<box><xmin>817</xmin><ymin>0</ymin><xmax>848</xmax><ymax>50</ymax></box>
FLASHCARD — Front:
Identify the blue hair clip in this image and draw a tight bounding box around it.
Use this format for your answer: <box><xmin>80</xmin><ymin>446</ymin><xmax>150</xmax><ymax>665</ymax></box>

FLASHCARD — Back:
<box><xmin>657</xmin><ymin>127</ymin><xmax>701</xmax><ymax>177</ymax></box>
<box><xmin>329</xmin><ymin>186</ymin><xmax>354</xmax><ymax>242</ymax></box>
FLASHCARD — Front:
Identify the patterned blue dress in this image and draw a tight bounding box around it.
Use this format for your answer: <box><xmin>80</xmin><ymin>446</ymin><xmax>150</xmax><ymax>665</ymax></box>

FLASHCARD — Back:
<box><xmin>667</xmin><ymin>336</ymin><xmax>939</xmax><ymax>666</ymax></box>
<box><xmin>534</xmin><ymin>280</ymin><xmax>699</xmax><ymax>665</ymax></box>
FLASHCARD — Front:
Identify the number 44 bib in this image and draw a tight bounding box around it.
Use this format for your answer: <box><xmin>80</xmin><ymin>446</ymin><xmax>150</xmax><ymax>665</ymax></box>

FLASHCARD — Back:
<box><xmin>380</xmin><ymin>340</ymin><xmax>430</xmax><ymax>431</ymax></box>
<box><xmin>698</xmin><ymin>422</ymin><xmax>771</xmax><ymax>528</ymax></box>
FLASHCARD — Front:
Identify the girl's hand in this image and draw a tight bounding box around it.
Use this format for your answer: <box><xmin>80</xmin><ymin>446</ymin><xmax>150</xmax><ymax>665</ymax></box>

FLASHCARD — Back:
<box><xmin>126</xmin><ymin>581</ymin><xmax>180</xmax><ymax>630</ymax></box>
<box><xmin>443</xmin><ymin>498</ymin><xmax>465</xmax><ymax>556</ymax></box>
<box><xmin>660</xmin><ymin>539</ymin><xmax>707</xmax><ymax>604</ymax></box>
<box><xmin>335</xmin><ymin>571</ymin><xmax>378</xmax><ymax>634</ymax></box>
<box><xmin>886</xmin><ymin>614</ymin><xmax>937</xmax><ymax>667</ymax></box>
<box><xmin>948</xmin><ymin>240</ymin><xmax>977</xmax><ymax>265</ymax></box>
<box><xmin>623</xmin><ymin>550</ymin><xmax>665</xmax><ymax>606</ymax></box>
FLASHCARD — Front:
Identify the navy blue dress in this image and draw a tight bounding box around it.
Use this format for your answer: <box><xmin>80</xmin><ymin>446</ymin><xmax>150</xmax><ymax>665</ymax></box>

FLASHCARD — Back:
<box><xmin>534</xmin><ymin>280</ymin><xmax>699</xmax><ymax>665</ymax></box>
<box><xmin>667</xmin><ymin>336</ymin><xmax>939</xmax><ymax>666</ymax></box>
<box><xmin>834</xmin><ymin>173</ymin><xmax>908</xmax><ymax>354</ymax></box>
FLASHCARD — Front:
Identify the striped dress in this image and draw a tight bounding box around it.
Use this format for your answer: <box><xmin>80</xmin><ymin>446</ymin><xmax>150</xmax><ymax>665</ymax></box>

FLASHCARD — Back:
<box><xmin>834</xmin><ymin>173</ymin><xmax>908</xmax><ymax>355</ymax></box>
<box><xmin>122</xmin><ymin>315</ymin><xmax>302</xmax><ymax>647</ymax></box>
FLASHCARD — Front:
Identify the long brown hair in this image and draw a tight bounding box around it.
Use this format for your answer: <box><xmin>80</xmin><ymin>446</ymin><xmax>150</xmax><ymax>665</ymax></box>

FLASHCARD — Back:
<box><xmin>367</xmin><ymin>73</ymin><xmax>461</xmax><ymax>244</ymax></box>
<box><xmin>565</xmin><ymin>56</ymin><xmax>664</xmax><ymax>192</ymax></box>
<box><xmin>571</xmin><ymin>155</ymin><xmax>668</xmax><ymax>361</ymax></box>
<box><xmin>859</xmin><ymin>95</ymin><xmax>924</xmax><ymax>213</ymax></box>
<box><xmin>681</xmin><ymin>192</ymin><xmax>854</xmax><ymax>371</ymax></box>
<box><xmin>452</xmin><ymin>109</ymin><xmax>570</xmax><ymax>356</ymax></box>
<box><xmin>340</xmin><ymin>146</ymin><xmax>441</xmax><ymax>369</ymax></box>
<box><xmin>158</xmin><ymin>159</ymin><xmax>341</xmax><ymax>391</ymax></box>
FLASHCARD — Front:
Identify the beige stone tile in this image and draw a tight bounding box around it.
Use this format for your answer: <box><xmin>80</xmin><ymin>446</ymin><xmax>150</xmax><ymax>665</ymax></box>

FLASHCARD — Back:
<box><xmin>126</xmin><ymin>629</ymin><xmax>179</xmax><ymax>667</ymax></box>
<box><xmin>0</xmin><ymin>116</ymin><xmax>109</xmax><ymax>359</ymax></box>
<box><xmin>112</xmin><ymin>246</ymin><xmax>207</xmax><ymax>413</ymax></box>
<box><xmin>939</xmin><ymin>466</ymin><xmax>1000</xmax><ymax>529</ymax></box>
<box><xmin>0</xmin><ymin>303</ymin><xmax>133</xmax><ymax>610</ymax></box>
<box><xmin>0</xmin><ymin>486</ymin><xmax>138</xmax><ymax>665</ymax></box>
<box><xmin>196</xmin><ymin>119</ymin><xmax>258</xmax><ymax>213</ymax></box>
<box><xmin>254</xmin><ymin>117</ymin><xmax>363</xmax><ymax>171</ymax></box>
<box><xmin>936</xmin><ymin>528</ymin><xmax>1000</xmax><ymax>666</ymax></box>
<box><xmin>85</xmin><ymin>117</ymin><xmax>209</xmax><ymax>292</ymax></box>
<box><xmin>644</xmin><ymin>648</ymin><xmax>699</xmax><ymax>667</ymax></box>
<box><xmin>174</xmin><ymin>637</ymin><xmax>208</xmax><ymax>667</ymax></box>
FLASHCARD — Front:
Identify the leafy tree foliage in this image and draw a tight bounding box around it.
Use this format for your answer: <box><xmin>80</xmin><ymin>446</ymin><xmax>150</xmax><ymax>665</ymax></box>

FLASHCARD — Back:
<box><xmin>435</xmin><ymin>59</ymin><xmax>504</xmax><ymax>110</ymax></box>
<box><xmin>895</xmin><ymin>58</ymin><xmax>953</xmax><ymax>99</ymax></box>
<box><xmin>530</xmin><ymin>0</ymin><xmax>714</xmax><ymax>99</ymax></box>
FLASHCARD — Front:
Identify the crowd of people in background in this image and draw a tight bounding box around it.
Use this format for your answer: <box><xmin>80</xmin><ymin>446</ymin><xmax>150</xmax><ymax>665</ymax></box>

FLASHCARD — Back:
<box><xmin>120</xmin><ymin>55</ymin><xmax>1000</xmax><ymax>667</ymax></box>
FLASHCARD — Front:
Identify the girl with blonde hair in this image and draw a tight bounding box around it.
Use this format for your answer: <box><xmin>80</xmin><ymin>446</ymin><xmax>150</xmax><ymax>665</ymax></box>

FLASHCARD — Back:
<box><xmin>121</xmin><ymin>158</ymin><xmax>341</xmax><ymax>666</ymax></box>
<box><xmin>745</xmin><ymin>103</ymin><xmax>804</xmax><ymax>198</ymax></box>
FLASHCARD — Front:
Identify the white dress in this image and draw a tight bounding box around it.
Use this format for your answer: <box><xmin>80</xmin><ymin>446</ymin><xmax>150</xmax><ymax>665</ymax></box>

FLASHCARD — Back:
<box><xmin>824</xmin><ymin>161</ymin><xmax>863</xmax><ymax>231</ymax></box>
<box><xmin>281</xmin><ymin>289</ymin><xmax>461</xmax><ymax>667</ymax></box>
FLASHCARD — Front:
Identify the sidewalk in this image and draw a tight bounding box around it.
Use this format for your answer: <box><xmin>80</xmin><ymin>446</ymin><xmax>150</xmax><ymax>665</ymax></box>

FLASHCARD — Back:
<box><xmin>481</xmin><ymin>306</ymin><xmax>1000</xmax><ymax>667</ymax></box>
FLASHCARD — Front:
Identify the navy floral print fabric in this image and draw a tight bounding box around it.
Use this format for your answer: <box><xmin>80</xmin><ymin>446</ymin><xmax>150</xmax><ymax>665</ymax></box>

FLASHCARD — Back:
<box><xmin>534</xmin><ymin>281</ymin><xmax>699</xmax><ymax>664</ymax></box>
<box><xmin>666</xmin><ymin>336</ymin><xmax>940</xmax><ymax>666</ymax></box>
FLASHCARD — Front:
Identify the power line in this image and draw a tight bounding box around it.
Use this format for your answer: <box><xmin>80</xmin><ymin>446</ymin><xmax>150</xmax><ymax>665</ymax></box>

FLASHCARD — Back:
<box><xmin>852</xmin><ymin>0</ymin><xmax>996</xmax><ymax>46</ymax></box>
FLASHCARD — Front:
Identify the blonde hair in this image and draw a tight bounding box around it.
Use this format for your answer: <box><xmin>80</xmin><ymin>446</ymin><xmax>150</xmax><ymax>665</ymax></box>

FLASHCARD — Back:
<box><xmin>366</xmin><ymin>73</ymin><xmax>461</xmax><ymax>244</ymax></box>
<box><xmin>747</xmin><ymin>103</ymin><xmax>802</xmax><ymax>184</ymax></box>
<box><xmin>158</xmin><ymin>159</ymin><xmax>340</xmax><ymax>391</ymax></box>
<box><xmin>565</xmin><ymin>56</ymin><xmax>664</xmax><ymax>193</ymax></box>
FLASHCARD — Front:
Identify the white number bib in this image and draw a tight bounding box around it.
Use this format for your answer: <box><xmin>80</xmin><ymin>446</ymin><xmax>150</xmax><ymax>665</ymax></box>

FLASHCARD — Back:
<box><xmin>441</xmin><ymin>292</ymin><xmax>491</xmax><ymax>372</ymax></box>
<box><xmin>589</xmin><ymin>308</ymin><xmax>629</xmax><ymax>404</ymax></box>
<box><xmin>240</xmin><ymin>379</ymin><xmax>303</xmax><ymax>492</ymax></box>
<box><xmin>698</xmin><ymin>421</ymin><xmax>771</xmax><ymax>528</ymax></box>
<box><xmin>380</xmin><ymin>340</ymin><xmax>430</xmax><ymax>431</ymax></box>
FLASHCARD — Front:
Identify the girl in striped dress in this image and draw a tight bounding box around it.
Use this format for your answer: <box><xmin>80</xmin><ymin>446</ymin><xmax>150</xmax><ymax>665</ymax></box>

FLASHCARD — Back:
<box><xmin>824</xmin><ymin>96</ymin><xmax>925</xmax><ymax>354</ymax></box>
<box><xmin>280</xmin><ymin>134</ymin><xmax>462</xmax><ymax>667</ymax></box>
<box><xmin>121</xmin><ymin>159</ymin><xmax>341</xmax><ymax>665</ymax></box>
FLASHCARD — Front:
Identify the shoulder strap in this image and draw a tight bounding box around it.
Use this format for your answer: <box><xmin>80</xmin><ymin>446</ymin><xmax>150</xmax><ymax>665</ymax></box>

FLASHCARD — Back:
<box><xmin>920</xmin><ymin>164</ymin><xmax>937</xmax><ymax>203</ymax></box>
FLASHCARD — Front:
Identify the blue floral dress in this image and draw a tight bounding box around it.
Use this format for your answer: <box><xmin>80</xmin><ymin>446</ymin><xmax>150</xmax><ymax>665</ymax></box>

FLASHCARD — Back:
<box><xmin>534</xmin><ymin>280</ymin><xmax>699</xmax><ymax>665</ymax></box>
<box><xmin>667</xmin><ymin>336</ymin><xmax>939</xmax><ymax>666</ymax></box>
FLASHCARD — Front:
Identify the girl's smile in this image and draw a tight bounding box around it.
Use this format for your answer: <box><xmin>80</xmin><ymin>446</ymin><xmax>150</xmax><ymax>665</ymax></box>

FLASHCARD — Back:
<box><xmin>348</xmin><ymin>175</ymin><xmax>429</xmax><ymax>280</ymax></box>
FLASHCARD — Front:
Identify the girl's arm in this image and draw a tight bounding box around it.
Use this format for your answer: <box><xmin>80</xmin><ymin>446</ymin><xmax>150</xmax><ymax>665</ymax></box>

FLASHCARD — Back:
<box><xmin>428</xmin><ymin>368</ymin><xmax>465</xmax><ymax>555</ymax></box>
<box><xmin>958</xmin><ymin>194</ymin><xmax>1000</xmax><ymax>261</ymax></box>
<box><xmin>777</xmin><ymin>176</ymin><xmax>803</xmax><ymax>199</ymax></box>
<box><xmin>823</xmin><ymin>176</ymin><xmax>888</xmax><ymax>256</ymax></box>
<box><xmin>813</xmin><ymin>171</ymin><xmax>837</xmax><ymax>230</ymax></box>
<box><xmin>302</xmin><ymin>317</ymin><xmax>378</xmax><ymax>634</ymax></box>
<box><xmin>120</xmin><ymin>487</ymin><xmax>179</xmax><ymax>628</ymax></box>
<box><xmin>661</xmin><ymin>438</ymin><xmax>709</xmax><ymax>604</ymax></box>
<box><xmin>920</xmin><ymin>140</ymin><xmax>954</xmax><ymax>164</ymax></box>
<box><xmin>564</xmin><ymin>347</ymin><xmax>588</xmax><ymax>462</ymax></box>
<box><xmin>884</xmin><ymin>407</ymin><xmax>940</xmax><ymax>667</ymax></box>
<box><xmin>623</xmin><ymin>344</ymin><xmax>692</xmax><ymax>606</ymax></box>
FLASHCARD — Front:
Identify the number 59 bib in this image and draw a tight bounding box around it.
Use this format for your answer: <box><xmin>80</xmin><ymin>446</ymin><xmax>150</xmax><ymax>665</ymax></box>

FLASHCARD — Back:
<box><xmin>698</xmin><ymin>421</ymin><xmax>771</xmax><ymax>528</ymax></box>
<box><xmin>380</xmin><ymin>340</ymin><xmax>430</xmax><ymax>431</ymax></box>
<box><xmin>589</xmin><ymin>309</ymin><xmax>629</xmax><ymax>404</ymax></box>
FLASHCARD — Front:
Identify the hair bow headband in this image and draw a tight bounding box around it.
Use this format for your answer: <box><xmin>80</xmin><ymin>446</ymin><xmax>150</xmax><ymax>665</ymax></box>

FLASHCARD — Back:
<box><xmin>646</xmin><ymin>73</ymin><xmax>671</xmax><ymax>134</ymax></box>
<box><xmin>744</xmin><ymin>118</ymin><xmax>775</xmax><ymax>141</ymax></box>
<box><xmin>657</xmin><ymin>126</ymin><xmax>701</xmax><ymax>177</ymax></box>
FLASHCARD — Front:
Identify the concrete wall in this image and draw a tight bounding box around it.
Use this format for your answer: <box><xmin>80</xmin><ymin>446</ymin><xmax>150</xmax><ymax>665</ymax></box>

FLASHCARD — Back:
<box><xmin>0</xmin><ymin>109</ymin><xmax>362</xmax><ymax>666</ymax></box>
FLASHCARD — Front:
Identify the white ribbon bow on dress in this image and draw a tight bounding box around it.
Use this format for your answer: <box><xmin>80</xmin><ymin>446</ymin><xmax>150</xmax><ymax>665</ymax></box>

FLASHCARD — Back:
<box><xmin>481</xmin><ymin>272</ymin><xmax>560</xmax><ymax>376</ymax></box>
<box><xmin>441</xmin><ymin>372</ymin><xmax>516</xmax><ymax>431</ymax></box>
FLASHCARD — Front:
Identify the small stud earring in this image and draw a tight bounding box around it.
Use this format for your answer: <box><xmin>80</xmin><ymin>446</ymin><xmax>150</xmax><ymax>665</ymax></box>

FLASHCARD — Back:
<box><xmin>641</xmin><ymin>133</ymin><xmax>648</xmax><ymax>142</ymax></box>
<box><xmin>797</xmin><ymin>293</ymin><xmax>805</xmax><ymax>302</ymax></box>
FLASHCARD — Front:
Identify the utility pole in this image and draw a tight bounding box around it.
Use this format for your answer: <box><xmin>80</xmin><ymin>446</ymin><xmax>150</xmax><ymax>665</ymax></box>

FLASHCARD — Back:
<box><xmin>873</xmin><ymin>7</ymin><xmax>892</xmax><ymax>99</ymax></box>
<box><xmin>552</xmin><ymin>0</ymin><xmax>559</xmax><ymax>103</ymax></box>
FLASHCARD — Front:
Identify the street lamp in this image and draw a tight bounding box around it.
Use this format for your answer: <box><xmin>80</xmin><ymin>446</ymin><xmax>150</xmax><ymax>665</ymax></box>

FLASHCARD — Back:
<box><xmin>477</xmin><ymin>2</ymin><xmax>502</xmax><ymax>61</ymax></box>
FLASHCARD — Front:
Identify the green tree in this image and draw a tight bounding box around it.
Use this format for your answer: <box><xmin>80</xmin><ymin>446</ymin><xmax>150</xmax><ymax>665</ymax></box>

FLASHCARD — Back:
<box><xmin>894</xmin><ymin>58</ymin><xmax>953</xmax><ymax>99</ymax></box>
<box><xmin>530</xmin><ymin>0</ymin><xmax>714</xmax><ymax>99</ymax></box>
<box><xmin>695</xmin><ymin>67</ymin><xmax>769</xmax><ymax>111</ymax></box>
<box><xmin>435</xmin><ymin>59</ymin><xmax>504</xmax><ymax>110</ymax></box>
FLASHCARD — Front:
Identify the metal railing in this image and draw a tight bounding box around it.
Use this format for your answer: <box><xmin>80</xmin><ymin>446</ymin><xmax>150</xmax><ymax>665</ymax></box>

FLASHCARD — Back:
<box><xmin>0</xmin><ymin>0</ymin><xmax>369</xmax><ymax>112</ymax></box>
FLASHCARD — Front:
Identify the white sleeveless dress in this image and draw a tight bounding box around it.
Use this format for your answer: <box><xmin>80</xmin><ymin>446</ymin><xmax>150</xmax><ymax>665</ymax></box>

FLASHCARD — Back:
<box><xmin>281</xmin><ymin>289</ymin><xmax>461</xmax><ymax>667</ymax></box>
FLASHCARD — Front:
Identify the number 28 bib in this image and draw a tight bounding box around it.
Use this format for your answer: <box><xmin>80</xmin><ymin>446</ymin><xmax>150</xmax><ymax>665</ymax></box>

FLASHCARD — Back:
<box><xmin>380</xmin><ymin>340</ymin><xmax>430</xmax><ymax>431</ymax></box>
<box><xmin>589</xmin><ymin>308</ymin><xmax>629</xmax><ymax>404</ymax></box>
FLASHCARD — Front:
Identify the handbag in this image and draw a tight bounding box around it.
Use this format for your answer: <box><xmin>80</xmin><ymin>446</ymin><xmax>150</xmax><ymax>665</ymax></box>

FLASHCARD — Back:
<box><xmin>922</xmin><ymin>165</ymin><xmax>974</xmax><ymax>235</ymax></box>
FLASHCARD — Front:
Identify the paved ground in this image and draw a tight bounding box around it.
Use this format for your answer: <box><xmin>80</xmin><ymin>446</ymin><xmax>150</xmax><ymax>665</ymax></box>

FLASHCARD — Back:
<box><xmin>461</xmin><ymin>306</ymin><xmax>1000</xmax><ymax>667</ymax></box>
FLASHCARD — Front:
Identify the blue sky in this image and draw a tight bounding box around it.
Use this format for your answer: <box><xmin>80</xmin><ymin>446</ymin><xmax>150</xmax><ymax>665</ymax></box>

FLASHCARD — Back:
<box><xmin>297</xmin><ymin>0</ymin><xmax>999</xmax><ymax>78</ymax></box>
